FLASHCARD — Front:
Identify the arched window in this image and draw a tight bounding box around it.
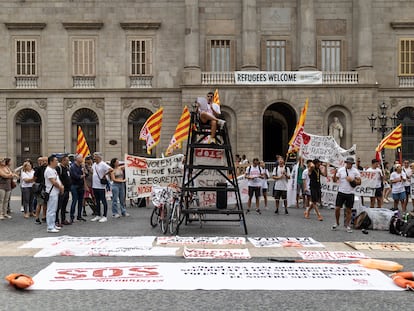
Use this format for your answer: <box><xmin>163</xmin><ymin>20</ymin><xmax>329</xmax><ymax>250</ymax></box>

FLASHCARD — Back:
<box><xmin>15</xmin><ymin>109</ymin><xmax>41</xmax><ymax>165</ymax></box>
<box><xmin>72</xmin><ymin>108</ymin><xmax>98</xmax><ymax>153</ymax></box>
<box><xmin>128</xmin><ymin>108</ymin><xmax>153</xmax><ymax>156</ymax></box>
<box><xmin>397</xmin><ymin>107</ymin><xmax>414</xmax><ymax>160</ymax></box>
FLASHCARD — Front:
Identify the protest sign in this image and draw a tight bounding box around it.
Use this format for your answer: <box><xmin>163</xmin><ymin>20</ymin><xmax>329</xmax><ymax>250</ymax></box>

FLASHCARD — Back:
<box><xmin>124</xmin><ymin>154</ymin><xmax>184</xmax><ymax>198</ymax></box>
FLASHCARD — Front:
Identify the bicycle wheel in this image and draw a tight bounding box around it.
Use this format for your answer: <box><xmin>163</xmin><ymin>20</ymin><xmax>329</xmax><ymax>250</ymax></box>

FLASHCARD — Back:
<box><xmin>169</xmin><ymin>199</ymin><xmax>180</xmax><ymax>235</ymax></box>
<box><xmin>160</xmin><ymin>205</ymin><xmax>169</xmax><ymax>234</ymax></box>
<box><xmin>150</xmin><ymin>207</ymin><xmax>158</xmax><ymax>228</ymax></box>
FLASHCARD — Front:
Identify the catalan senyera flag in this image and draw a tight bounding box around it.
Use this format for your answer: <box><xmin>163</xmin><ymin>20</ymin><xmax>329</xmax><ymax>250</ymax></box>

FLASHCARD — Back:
<box><xmin>165</xmin><ymin>106</ymin><xmax>191</xmax><ymax>156</ymax></box>
<box><xmin>213</xmin><ymin>89</ymin><xmax>221</xmax><ymax>106</ymax></box>
<box><xmin>375</xmin><ymin>123</ymin><xmax>402</xmax><ymax>152</ymax></box>
<box><xmin>76</xmin><ymin>126</ymin><xmax>91</xmax><ymax>158</ymax></box>
<box><xmin>288</xmin><ymin>98</ymin><xmax>309</xmax><ymax>151</ymax></box>
<box><xmin>139</xmin><ymin>107</ymin><xmax>164</xmax><ymax>154</ymax></box>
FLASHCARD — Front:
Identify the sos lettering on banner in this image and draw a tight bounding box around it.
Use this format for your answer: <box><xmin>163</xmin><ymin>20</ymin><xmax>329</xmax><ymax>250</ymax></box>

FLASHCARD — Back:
<box><xmin>125</xmin><ymin>154</ymin><xmax>184</xmax><ymax>198</ymax></box>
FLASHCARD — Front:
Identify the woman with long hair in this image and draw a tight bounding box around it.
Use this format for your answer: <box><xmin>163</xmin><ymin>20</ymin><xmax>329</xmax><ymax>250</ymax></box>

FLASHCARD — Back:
<box><xmin>0</xmin><ymin>157</ymin><xmax>17</xmax><ymax>219</ymax></box>
<box><xmin>110</xmin><ymin>158</ymin><xmax>129</xmax><ymax>217</ymax></box>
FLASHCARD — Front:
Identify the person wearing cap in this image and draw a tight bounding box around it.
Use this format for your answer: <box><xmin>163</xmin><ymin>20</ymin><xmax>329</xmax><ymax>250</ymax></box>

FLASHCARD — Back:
<box><xmin>91</xmin><ymin>152</ymin><xmax>113</xmax><ymax>223</ymax></box>
<box><xmin>366</xmin><ymin>159</ymin><xmax>384</xmax><ymax>208</ymax></box>
<box><xmin>332</xmin><ymin>157</ymin><xmax>361</xmax><ymax>233</ymax></box>
<box><xmin>305</xmin><ymin>159</ymin><xmax>326</xmax><ymax>221</ymax></box>
<box><xmin>390</xmin><ymin>164</ymin><xmax>407</xmax><ymax>212</ymax></box>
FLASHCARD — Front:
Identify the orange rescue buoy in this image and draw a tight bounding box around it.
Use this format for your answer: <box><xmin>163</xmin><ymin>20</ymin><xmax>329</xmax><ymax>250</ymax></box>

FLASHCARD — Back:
<box><xmin>5</xmin><ymin>273</ymin><xmax>34</xmax><ymax>289</ymax></box>
<box><xmin>358</xmin><ymin>259</ymin><xmax>403</xmax><ymax>272</ymax></box>
<box><xmin>391</xmin><ymin>272</ymin><xmax>414</xmax><ymax>290</ymax></box>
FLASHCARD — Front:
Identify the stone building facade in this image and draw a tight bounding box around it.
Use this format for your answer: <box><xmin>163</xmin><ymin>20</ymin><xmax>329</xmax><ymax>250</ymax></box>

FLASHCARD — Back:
<box><xmin>0</xmin><ymin>0</ymin><xmax>414</xmax><ymax>166</ymax></box>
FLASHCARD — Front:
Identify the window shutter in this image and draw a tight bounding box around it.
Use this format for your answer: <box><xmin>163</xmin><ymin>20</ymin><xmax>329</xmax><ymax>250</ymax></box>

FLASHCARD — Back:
<box><xmin>285</xmin><ymin>40</ymin><xmax>291</xmax><ymax>71</ymax></box>
<box><xmin>205</xmin><ymin>39</ymin><xmax>212</xmax><ymax>71</ymax></box>
<box><xmin>230</xmin><ymin>39</ymin><xmax>236</xmax><ymax>71</ymax></box>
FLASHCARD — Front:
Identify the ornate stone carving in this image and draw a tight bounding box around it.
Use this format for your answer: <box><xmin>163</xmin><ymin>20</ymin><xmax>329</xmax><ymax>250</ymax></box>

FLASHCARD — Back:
<box><xmin>7</xmin><ymin>99</ymin><xmax>19</xmax><ymax>110</ymax></box>
<box><xmin>64</xmin><ymin>99</ymin><xmax>77</xmax><ymax>110</ymax></box>
<box><xmin>122</xmin><ymin>99</ymin><xmax>134</xmax><ymax>109</ymax></box>
<box><xmin>93</xmin><ymin>99</ymin><xmax>104</xmax><ymax>109</ymax></box>
<box><xmin>35</xmin><ymin>99</ymin><xmax>47</xmax><ymax>109</ymax></box>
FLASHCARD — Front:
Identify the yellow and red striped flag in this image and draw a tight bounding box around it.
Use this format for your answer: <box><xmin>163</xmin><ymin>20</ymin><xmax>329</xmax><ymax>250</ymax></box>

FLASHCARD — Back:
<box><xmin>375</xmin><ymin>124</ymin><xmax>402</xmax><ymax>152</ymax></box>
<box><xmin>139</xmin><ymin>107</ymin><xmax>164</xmax><ymax>155</ymax></box>
<box><xmin>288</xmin><ymin>98</ymin><xmax>309</xmax><ymax>151</ymax></box>
<box><xmin>165</xmin><ymin>106</ymin><xmax>191</xmax><ymax>156</ymax></box>
<box><xmin>76</xmin><ymin>126</ymin><xmax>91</xmax><ymax>158</ymax></box>
<box><xmin>213</xmin><ymin>89</ymin><xmax>221</xmax><ymax>105</ymax></box>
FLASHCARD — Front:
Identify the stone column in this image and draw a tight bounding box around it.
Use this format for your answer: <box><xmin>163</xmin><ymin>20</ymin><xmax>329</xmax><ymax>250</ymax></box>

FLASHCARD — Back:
<box><xmin>298</xmin><ymin>0</ymin><xmax>316</xmax><ymax>70</ymax></box>
<box><xmin>354</xmin><ymin>0</ymin><xmax>375</xmax><ymax>83</ymax></box>
<box><xmin>241</xmin><ymin>0</ymin><xmax>258</xmax><ymax>71</ymax></box>
<box><xmin>182</xmin><ymin>0</ymin><xmax>201</xmax><ymax>85</ymax></box>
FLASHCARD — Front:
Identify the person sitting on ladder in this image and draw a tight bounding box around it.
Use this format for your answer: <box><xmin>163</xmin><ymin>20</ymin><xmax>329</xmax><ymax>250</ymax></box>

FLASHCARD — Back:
<box><xmin>197</xmin><ymin>92</ymin><xmax>226</xmax><ymax>144</ymax></box>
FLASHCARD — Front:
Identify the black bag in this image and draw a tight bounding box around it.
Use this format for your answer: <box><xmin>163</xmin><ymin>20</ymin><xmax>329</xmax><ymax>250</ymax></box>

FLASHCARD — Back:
<box><xmin>40</xmin><ymin>190</ymin><xmax>50</xmax><ymax>203</ymax></box>
<box><xmin>100</xmin><ymin>177</ymin><xmax>107</xmax><ymax>185</ymax></box>
<box><xmin>32</xmin><ymin>183</ymin><xmax>44</xmax><ymax>195</ymax></box>
<box><xmin>349</xmin><ymin>180</ymin><xmax>358</xmax><ymax>188</ymax></box>
<box><xmin>402</xmin><ymin>219</ymin><xmax>414</xmax><ymax>238</ymax></box>
<box><xmin>354</xmin><ymin>211</ymin><xmax>372</xmax><ymax>230</ymax></box>
<box><xmin>389</xmin><ymin>215</ymin><xmax>405</xmax><ymax>235</ymax></box>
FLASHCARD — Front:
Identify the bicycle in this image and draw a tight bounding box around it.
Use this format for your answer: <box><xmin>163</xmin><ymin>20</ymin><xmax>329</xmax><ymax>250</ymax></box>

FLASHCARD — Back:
<box><xmin>150</xmin><ymin>184</ymin><xmax>181</xmax><ymax>234</ymax></box>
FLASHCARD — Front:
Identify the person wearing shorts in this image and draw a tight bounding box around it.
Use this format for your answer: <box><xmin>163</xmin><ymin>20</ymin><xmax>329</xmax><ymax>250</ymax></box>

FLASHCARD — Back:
<box><xmin>332</xmin><ymin>157</ymin><xmax>361</xmax><ymax>233</ymax></box>
<box><xmin>272</xmin><ymin>158</ymin><xmax>290</xmax><ymax>214</ymax></box>
<box><xmin>390</xmin><ymin>164</ymin><xmax>407</xmax><ymax>212</ymax></box>
<box><xmin>245</xmin><ymin>158</ymin><xmax>264</xmax><ymax>214</ymax></box>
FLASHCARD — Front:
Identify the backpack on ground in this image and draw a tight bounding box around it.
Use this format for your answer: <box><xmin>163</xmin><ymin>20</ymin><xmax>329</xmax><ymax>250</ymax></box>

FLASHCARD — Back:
<box><xmin>401</xmin><ymin>219</ymin><xmax>414</xmax><ymax>238</ymax></box>
<box><xmin>389</xmin><ymin>215</ymin><xmax>405</xmax><ymax>235</ymax></box>
<box><xmin>354</xmin><ymin>211</ymin><xmax>372</xmax><ymax>230</ymax></box>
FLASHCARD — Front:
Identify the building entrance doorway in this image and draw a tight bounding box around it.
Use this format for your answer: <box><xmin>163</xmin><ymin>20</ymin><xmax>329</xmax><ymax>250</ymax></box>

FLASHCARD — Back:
<box><xmin>263</xmin><ymin>103</ymin><xmax>297</xmax><ymax>162</ymax></box>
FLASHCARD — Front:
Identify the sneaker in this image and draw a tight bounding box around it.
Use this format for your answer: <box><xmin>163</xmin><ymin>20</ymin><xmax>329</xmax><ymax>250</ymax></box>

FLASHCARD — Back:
<box><xmin>54</xmin><ymin>225</ymin><xmax>62</xmax><ymax>230</ymax></box>
<box><xmin>47</xmin><ymin>228</ymin><xmax>60</xmax><ymax>233</ymax></box>
<box><xmin>4</xmin><ymin>214</ymin><xmax>12</xmax><ymax>219</ymax></box>
<box><xmin>217</xmin><ymin>119</ymin><xmax>226</xmax><ymax>130</ymax></box>
<box><xmin>256</xmin><ymin>209</ymin><xmax>261</xmax><ymax>215</ymax></box>
<box><xmin>122</xmin><ymin>213</ymin><xmax>130</xmax><ymax>217</ymax></box>
<box><xmin>20</xmin><ymin>206</ymin><xmax>24</xmax><ymax>212</ymax></box>
<box><xmin>35</xmin><ymin>218</ymin><xmax>41</xmax><ymax>225</ymax></box>
<box><xmin>0</xmin><ymin>215</ymin><xmax>5</xmax><ymax>220</ymax></box>
<box><xmin>90</xmin><ymin>216</ymin><xmax>102</xmax><ymax>222</ymax></box>
<box><xmin>331</xmin><ymin>224</ymin><xmax>338</xmax><ymax>231</ymax></box>
<box><xmin>76</xmin><ymin>217</ymin><xmax>87</xmax><ymax>222</ymax></box>
<box><xmin>113</xmin><ymin>214</ymin><xmax>121</xmax><ymax>218</ymax></box>
<box><xmin>98</xmin><ymin>216</ymin><xmax>108</xmax><ymax>223</ymax></box>
<box><xmin>346</xmin><ymin>226</ymin><xmax>353</xmax><ymax>233</ymax></box>
<box><xmin>62</xmin><ymin>220</ymin><xmax>72</xmax><ymax>225</ymax></box>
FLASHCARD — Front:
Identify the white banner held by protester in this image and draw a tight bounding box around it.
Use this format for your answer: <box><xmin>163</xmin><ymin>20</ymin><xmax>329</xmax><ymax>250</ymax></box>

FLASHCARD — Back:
<box><xmin>300</xmin><ymin>133</ymin><xmax>356</xmax><ymax>167</ymax></box>
<box><xmin>124</xmin><ymin>154</ymin><xmax>184</xmax><ymax>198</ymax></box>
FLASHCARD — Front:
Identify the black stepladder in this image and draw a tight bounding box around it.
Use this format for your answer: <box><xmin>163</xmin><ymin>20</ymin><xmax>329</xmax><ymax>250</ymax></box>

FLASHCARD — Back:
<box><xmin>176</xmin><ymin>109</ymin><xmax>248</xmax><ymax>234</ymax></box>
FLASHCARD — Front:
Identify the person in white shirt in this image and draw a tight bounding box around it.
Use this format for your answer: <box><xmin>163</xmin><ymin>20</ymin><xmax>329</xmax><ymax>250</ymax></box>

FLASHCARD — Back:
<box><xmin>390</xmin><ymin>164</ymin><xmax>407</xmax><ymax>212</ymax></box>
<box><xmin>366</xmin><ymin>159</ymin><xmax>384</xmax><ymax>208</ymax></box>
<box><xmin>197</xmin><ymin>92</ymin><xmax>225</xmax><ymax>144</ymax></box>
<box><xmin>20</xmin><ymin>161</ymin><xmax>35</xmax><ymax>218</ymax></box>
<box><xmin>91</xmin><ymin>152</ymin><xmax>113</xmax><ymax>223</ymax></box>
<box><xmin>272</xmin><ymin>158</ymin><xmax>290</xmax><ymax>214</ymax></box>
<box><xmin>332</xmin><ymin>157</ymin><xmax>361</xmax><ymax>233</ymax></box>
<box><xmin>245</xmin><ymin>158</ymin><xmax>264</xmax><ymax>214</ymax></box>
<box><xmin>44</xmin><ymin>155</ymin><xmax>64</xmax><ymax>233</ymax></box>
<box><xmin>402</xmin><ymin>160</ymin><xmax>412</xmax><ymax>211</ymax></box>
<box><xmin>302</xmin><ymin>159</ymin><xmax>312</xmax><ymax>210</ymax></box>
<box><xmin>259</xmin><ymin>160</ymin><xmax>270</xmax><ymax>210</ymax></box>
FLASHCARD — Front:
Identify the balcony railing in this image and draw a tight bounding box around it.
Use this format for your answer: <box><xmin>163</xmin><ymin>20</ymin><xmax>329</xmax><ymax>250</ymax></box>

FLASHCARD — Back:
<box><xmin>201</xmin><ymin>71</ymin><xmax>359</xmax><ymax>85</ymax></box>
<box><xmin>399</xmin><ymin>76</ymin><xmax>414</xmax><ymax>87</ymax></box>
<box><xmin>15</xmin><ymin>76</ymin><xmax>38</xmax><ymax>88</ymax></box>
<box><xmin>73</xmin><ymin>76</ymin><xmax>95</xmax><ymax>88</ymax></box>
<box><xmin>130</xmin><ymin>76</ymin><xmax>153</xmax><ymax>88</ymax></box>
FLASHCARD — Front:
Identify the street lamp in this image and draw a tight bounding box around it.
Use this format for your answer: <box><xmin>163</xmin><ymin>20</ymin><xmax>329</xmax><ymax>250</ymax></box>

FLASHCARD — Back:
<box><xmin>368</xmin><ymin>102</ymin><xmax>398</xmax><ymax>158</ymax></box>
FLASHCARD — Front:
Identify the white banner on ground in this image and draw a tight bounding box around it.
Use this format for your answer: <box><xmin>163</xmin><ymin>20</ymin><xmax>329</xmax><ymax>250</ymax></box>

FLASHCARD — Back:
<box><xmin>157</xmin><ymin>236</ymin><xmax>246</xmax><ymax>245</ymax></box>
<box><xmin>34</xmin><ymin>246</ymin><xmax>178</xmax><ymax>258</ymax></box>
<box><xmin>234</xmin><ymin>71</ymin><xmax>322</xmax><ymax>85</ymax></box>
<box><xmin>124</xmin><ymin>154</ymin><xmax>184</xmax><ymax>199</ymax></box>
<box><xmin>248</xmin><ymin>237</ymin><xmax>324</xmax><ymax>248</ymax></box>
<box><xmin>30</xmin><ymin>262</ymin><xmax>402</xmax><ymax>291</ymax></box>
<box><xmin>300</xmin><ymin>133</ymin><xmax>356</xmax><ymax>167</ymax></box>
<box><xmin>20</xmin><ymin>236</ymin><xmax>156</xmax><ymax>249</ymax></box>
<box><xmin>183</xmin><ymin>247</ymin><xmax>251</xmax><ymax>260</ymax></box>
<box><xmin>298</xmin><ymin>251</ymin><xmax>370</xmax><ymax>261</ymax></box>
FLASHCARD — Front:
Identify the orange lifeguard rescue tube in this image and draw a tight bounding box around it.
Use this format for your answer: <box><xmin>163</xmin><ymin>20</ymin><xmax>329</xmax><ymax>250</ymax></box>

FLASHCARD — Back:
<box><xmin>391</xmin><ymin>272</ymin><xmax>414</xmax><ymax>290</ymax></box>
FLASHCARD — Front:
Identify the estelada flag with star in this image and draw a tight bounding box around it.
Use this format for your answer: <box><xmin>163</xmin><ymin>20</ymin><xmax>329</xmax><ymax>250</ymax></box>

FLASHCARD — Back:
<box><xmin>165</xmin><ymin>106</ymin><xmax>191</xmax><ymax>156</ymax></box>
<box><xmin>76</xmin><ymin>126</ymin><xmax>91</xmax><ymax>158</ymax></box>
<box><xmin>139</xmin><ymin>107</ymin><xmax>164</xmax><ymax>155</ymax></box>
